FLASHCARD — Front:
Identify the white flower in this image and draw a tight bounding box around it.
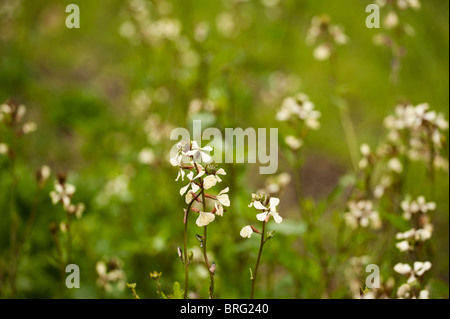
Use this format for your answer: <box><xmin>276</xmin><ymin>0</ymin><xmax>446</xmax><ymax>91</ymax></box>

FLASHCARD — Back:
<box><xmin>414</xmin><ymin>261</ymin><xmax>431</xmax><ymax>276</ymax></box>
<box><xmin>0</xmin><ymin>143</ymin><xmax>8</xmax><ymax>155</ymax></box>
<box><xmin>179</xmin><ymin>171</ymin><xmax>204</xmax><ymax>195</ymax></box>
<box><xmin>50</xmin><ymin>182</ymin><xmax>76</xmax><ymax>208</ymax></box>
<box><xmin>401</xmin><ymin>196</ymin><xmax>436</xmax><ymax>220</ymax></box>
<box><xmin>384</xmin><ymin>11</ymin><xmax>399</xmax><ymax>29</ymax></box>
<box><xmin>202</xmin><ymin>174</ymin><xmax>217</xmax><ymax>190</ymax></box>
<box><xmin>186</xmin><ymin>141</ymin><xmax>213</xmax><ymax>163</ymax></box>
<box><xmin>360</xmin><ymin>143</ymin><xmax>371</xmax><ymax>157</ymax></box>
<box><xmin>185</xmin><ymin>190</ymin><xmax>196</xmax><ymax>204</ymax></box>
<box><xmin>196</xmin><ymin>211</ymin><xmax>215</xmax><ymax>227</ymax></box>
<box><xmin>138</xmin><ymin>148</ymin><xmax>155</xmax><ymax>165</ymax></box>
<box><xmin>253</xmin><ymin>197</ymin><xmax>282</xmax><ymax>224</ymax></box>
<box><xmin>240</xmin><ymin>225</ymin><xmax>254</xmax><ymax>238</ymax></box>
<box><xmin>22</xmin><ymin>121</ymin><xmax>37</xmax><ymax>134</ymax></box>
<box><xmin>394</xmin><ymin>263</ymin><xmax>412</xmax><ymax>275</ymax></box>
<box><xmin>418</xmin><ymin>289</ymin><xmax>429</xmax><ymax>299</ymax></box>
<box><xmin>397</xmin><ymin>283</ymin><xmax>411</xmax><ymax>298</ymax></box>
<box><xmin>388</xmin><ymin>157</ymin><xmax>403</xmax><ymax>173</ymax></box>
<box><xmin>395</xmin><ymin>240</ymin><xmax>411</xmax><ymax>252</ymax></box>
<box><xmin>344</xmin><ymin>200</ymin><xmax>381</xmax><ymax>229</ymax></box>
<box><xmin>329</xmin><ymin>25</ymin><xmax>349</xmax><ymax>45</ymax></box>
<box><xmin>67</xmin><ymin>203</ymin><xmax>86</xmax><ymax>219</ymax></box>
<box><xmin>214</xmin><ymin>168</ymin><xmax>226</xmax><ymax>182</ymax></box>
<box><xmin>285</xmin><ymin>135</ymin><xmax>303</xmax><ymax>151</ymax></box>
<box><xmin>394</xmin><ymin>261</ymin><xmax>432</xmax><ymax>284</ymax></box>
<box><xmin>397</xmin><ymin>0</ymin><xmax>421</xmax><ymax>10</ymax></box>
<box><xmin>276</xmin><ymin>94</ymin><xmax>321</xmax><ymax>129</ymax></box>
<box><xmin>37</xmin><ymin>165</ymin><xmax>51</xmax><ymax>185</ymax></box>
<box><xmin>214</xmin><ymin>187</ymin><xmax>230</xmax><ymax>216</ymax></box>
<box><xmin>313</xmin><ymin>43</ymin><xmax>331</xmax><ymax>61</ymax></box>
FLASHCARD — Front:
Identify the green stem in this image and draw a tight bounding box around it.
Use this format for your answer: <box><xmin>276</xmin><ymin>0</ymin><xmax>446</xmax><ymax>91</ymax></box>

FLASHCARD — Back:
<box><xmin>250</xmin><ymin>221</ymin><xmax>266</xmax><ymax>299</ymax></box>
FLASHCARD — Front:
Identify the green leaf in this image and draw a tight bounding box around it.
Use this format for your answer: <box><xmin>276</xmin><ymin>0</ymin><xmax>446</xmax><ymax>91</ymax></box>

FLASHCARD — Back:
<box><xmin>270</xmin><ymin>220</ymin><xmax>308</xmax><ymax>236</ymax></box>
<box><xmin>172</xmin><ymin>282</ymin><xmax>183</xmax><ymax>299</ymax></box>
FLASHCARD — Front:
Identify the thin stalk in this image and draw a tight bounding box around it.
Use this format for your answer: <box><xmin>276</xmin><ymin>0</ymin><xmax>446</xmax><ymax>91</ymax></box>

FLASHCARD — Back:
<box><xmin>202</xmin><ymin>225</ymin><xmax>215</xmax><ymax>299</ymax></box>
<box><xmin>250</xmin><ymin>221</ymin><xmax>266</xmax><ymax>299</ymax></box>
<box><xmin>183</xmin><ymin>190</ymin><xmax>202</xmax><ymax>299</ymax></box>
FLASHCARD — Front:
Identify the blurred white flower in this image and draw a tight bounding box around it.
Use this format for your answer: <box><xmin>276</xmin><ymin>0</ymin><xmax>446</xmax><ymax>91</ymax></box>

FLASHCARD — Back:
<box><xmin>0</xmin><ymin>143</ymin><xmax>8</xmax><ymax>155</ymax></box>
<box><xmin>394</xmin><ymin>263</ymin><xmax>412</xmax><ymax>275</ymax></box>
<box><xmin>276</xmin><ymin>93</ymin><xmax>321</xmax><ymax>130</ymax></box>
<box><xmin>344</xmin><ymin>200</ymin><xmax>381</xmax><ymax>229</ymax></box>
<box><xmin>50</xmin><ymin>182</ymin><xmax>76</xmax><ymax>208</ymax></box>
<box><xmin>194</xmin><ymin>21</ymin><xmax>209</xmax><ymax>42</ymax></box>
<box><xmin>138</xmin><ymin>148</ymin><xmax>155</xmax><ymax>165</ymax></box>
<box><xmin>22</xmin><ymin>121</ymin><xmax>37</xmax><ymax>134</ymax></box>
<box><xmin>394</xmin><ymin>261</ymin><xmax>432</xmax><ymax>284</ymax></box>
<box><xmin>418</xmin><ymin>289</ymin><xmax>429</xmax><ymax>299</ymax></box>
<box><xmin>395</xmin><ymin>240</ymin><xmax>410</xmax><ymax>252</ymax></box>
<box><xmin>384</xmin><ymin>11</ymin><xmax>399</xmax><ymax>29</ymax></box>
<box><xmin>306</xmin><ymin>15</ymin><xmax>348</xmax><ymax>61</ymax></box>
<box><xmin>285</xmin><ymin>135</ymin><xmax>303</xmax><ymax>151</ymax></box>
<box><xmin>414</xmin><ymin>261</ymin><xmax>432</xmax><ymax>277</ymax></box>
<box><xmin>388</xmin><ymin>157</ymin><xmax>403</xmax><ymax>173</ymax></box>
<box><xmin>401</xmin><ymin>196</ymin><xmax>436</xmax><ymax>220</ymax></box>
<box><xmin>216</xmin><ymin>12</ymin><xmax>235</xmax><ymax>38</ymax></box>
<box><xmin>313</xmin><ymin>43</ymin><xmax>331</xmax><ymax>61</ymax></box>
<box><xmin>397</xmin><ymin>283</ymin><xmax>411</xmax><ymax>298</ymax></box>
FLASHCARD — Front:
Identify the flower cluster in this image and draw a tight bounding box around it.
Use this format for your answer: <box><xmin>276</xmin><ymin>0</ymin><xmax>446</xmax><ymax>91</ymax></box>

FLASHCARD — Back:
<box><xmin>171</xmin><ymin>140</ymin><xmax>229</xmax><ymax>227</ymax></box>
<box><xmin>241</xmin><ymin>193</ymin><xmax>282</xmax><ymax>239</ymax></box>
<box><xmin>374</xmin><ymin>0</ymin><xmax>420</xmax><ymax>31</ymax></box>
<box><xmin>0</xmin><ymin>100</ymin><xmax>37</xmax><ymax>157</ymax></box>
<box><xmin>344</xmin><ymin>199</ymin><xmax>381</xmax><ymax>230</ymax></box>
<box><xmin>384</xmin><ymin>103</ymin><xmax>448</xmax><ymax>170</ymax></box>
<box><xmin>306</xmin><ymin>15</ymin><xmax>349</xmax><ymax>61</ymax></box>
<box><xmin>396</xmin><ymin>196</ymin><xmax>435</xmax><ymax>252</ymax></box>
<box><xmin>120</xmin><ymin>0</ymin><xmax>181</xmax><ymax>46</ymax></box>
<box><xmin>276</xmin><ymin>93</ymin><xmax>321</xmax><ymax>130</ymax></box>
<box><xmin>393</xmin><ymin>195</ymin><xmax>435</xmax><ymax>298</ymax></box>
<box><xmin>96</xmin><ymin>258</ymin><xmax>126</xmax><ymax>292</ymax></box>
<box><xmin>394</xmin><ymin>261</ymin><xmax>431</xmax><ymax>299</ymax></box>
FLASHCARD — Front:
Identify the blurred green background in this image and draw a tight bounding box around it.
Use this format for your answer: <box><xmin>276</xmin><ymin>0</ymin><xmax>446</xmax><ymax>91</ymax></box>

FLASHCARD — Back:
<box><xmin>0</xmin><ymin>0</ymin><xmax>448</xmax><ymax>298</ymax></box>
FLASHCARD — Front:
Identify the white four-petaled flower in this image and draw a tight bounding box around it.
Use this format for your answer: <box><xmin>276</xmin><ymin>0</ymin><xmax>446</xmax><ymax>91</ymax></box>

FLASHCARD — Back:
<box><xmin>179</xmin><ymin>171</ymin><xmax>204</xmax><ymax>196</ymax></box>
<box><xmin>50</xmin><ymin>182</ymin><xmax>76</xmax><ymax>209</ymax></box>
<box><xmin>185</xmin><ymin>141</ymin><xmax>213</xmax><ymax>163</ymax></box>
<box><xmin>253</xmin><ymin>197</ymin><xmax>282</xmax><ymax>224</ymax></box>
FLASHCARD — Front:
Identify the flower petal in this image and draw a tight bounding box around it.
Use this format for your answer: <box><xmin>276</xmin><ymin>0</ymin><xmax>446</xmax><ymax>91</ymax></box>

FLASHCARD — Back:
<box><xmin>256</xmin><ymin>212</ymin><xmax>268</xmax><ymax>221</ymax></box>
<box><xmin>240</xmin><ymin>225</ymin><xmax>253</xmax><ymax>238</ymax></box>
<box><xmin>253</xmin><ymin>201</ymin><xmax>267</xmax><ymax>211</ymax></box>
<box><xmin>196</xmin><ymin>211</ymin><xmax>216</xmax><ymax>227</ymax></box>
<box><xmin>217</xmin><ymin>194</ymin><xmax>230</xmax><ymax>207</ymax></box>
<box><xmin>180</xmin><ymin>184</ymin><xmax>190</xmax><ymax>196</ymax></box>
<box><xmin>203</xmin><ymin>175</ymin><xmax>217</xmax><ymax>190</ymax></box>
<box><xmin>271</xmin><ymin>212</ymin><xmax>283</xmax><ymax>224</ymax></box>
